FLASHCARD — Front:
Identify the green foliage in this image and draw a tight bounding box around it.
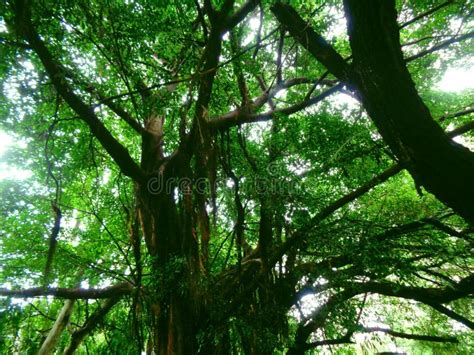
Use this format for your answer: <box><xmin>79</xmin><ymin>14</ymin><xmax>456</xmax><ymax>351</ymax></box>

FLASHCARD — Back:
<box><xmin>0</xmin><ymin>0</ymin><xmax>473</xmax><ymax>353</ymax></box>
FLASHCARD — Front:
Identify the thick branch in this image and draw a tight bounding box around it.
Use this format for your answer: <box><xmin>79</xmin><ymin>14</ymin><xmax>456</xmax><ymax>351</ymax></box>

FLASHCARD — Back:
<box><xmin>38</xmin><ymin>299</ymin><xmax>75</xmax><ymax>355</ymax></box>
<box><xmin>342</xmin><ymin>0</ymin><xmax>474</xmax><ymax>223</ymax></box>
<box><xmin>14</xmin><ymin>1</ymin><xmax>146</xmax><ymax>183</ymax></box>
<box><xmin>293</xmin><ymin>275</ymin><xmax>472</xmax><ymax>351</ymax></box>
<box><xmin>226</xmin><ymin>0</ymin><xmax>258</xmax><ymax>30</ymax></box>
<box><xmin>272</xmin><ymin>0</ymin><xmax>474</xmax><ymax>223</ymax></box>
<box><xmin>271</xmin><ymin>3</ymin><xmax>351</xmax><ymax>82</ymax></box>
<box><xmin>289</xmin><ymin>291</ymin><xmax>357</xmax><ymax>354</ymax></box>
<box><xmin>440</xmin><ymin>107</ymin><xmax>474</xmax><ymax>122</ymax></box>
<box><xmin>348</xmin><ymin>274</ymin><xmax>474</xmax><ymax>304</ymax></box>
<box><xmin>428</xmin><ymin>303</ymin><xmax>474</xmax><ymax>330</ymax></box>
<box><xmin>0</xmin><ymin>282</ymin><xmax>133</xmax><ymax>299</ymax></box>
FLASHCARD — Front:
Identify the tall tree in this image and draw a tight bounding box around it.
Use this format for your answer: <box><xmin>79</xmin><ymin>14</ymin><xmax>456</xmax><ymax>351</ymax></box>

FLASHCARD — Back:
<box><xmin>0</xmin><ymin>0</ymin><xmax>473</xmax><ymax>353</ymax></box>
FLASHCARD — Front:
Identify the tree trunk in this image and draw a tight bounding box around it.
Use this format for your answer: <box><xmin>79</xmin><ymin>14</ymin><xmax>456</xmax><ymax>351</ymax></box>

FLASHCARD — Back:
<box><xmin>343</xmin><ymin>0</ymin><xmax>474</xmax><ymax>224</ymax></box>
<box><xmin>272</xmin><ymin>1</ymin><xmax>474</xmax><ymax>224</ymax></box>
<box><xmin>137</xmin><ymin>172</ymin><xmax>204</xmax><ymax>354</ymax></box>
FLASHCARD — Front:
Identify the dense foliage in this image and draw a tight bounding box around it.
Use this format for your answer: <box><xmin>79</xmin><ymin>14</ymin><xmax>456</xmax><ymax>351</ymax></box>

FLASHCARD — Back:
<box><xmin>0</xmin><ymin>0</ymin><xmax>473</xmax><ymax>354</ymax></box>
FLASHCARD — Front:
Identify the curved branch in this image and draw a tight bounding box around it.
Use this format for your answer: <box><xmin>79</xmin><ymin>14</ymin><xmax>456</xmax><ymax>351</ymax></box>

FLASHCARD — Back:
<box><xmin>292</xmin><ymin>275</ymin><xmax>472</xmax><ymax>351</ymax></box>
<box><xmin>406</xmin><ymin>31</ymin><xmax>474</xmax><ymax>62</ymax></box>
<box><xmin>0</xmin><ymin>282</ymin><xmax>133</xmax><ymax>299</ymax></box>
<box><xmin>348</xmin><ymin>274</ymin><xmax>474</xmax><ymax>304</ymax></box>
<box><xmin>399</xmin><ymin>1</ymin><xmax>454</xmax><ymax>29</ymax></box>
<box><xmin>64</xmin><ymin>296</ymin><xmax>122</xmax><ymax>354</ymax></box>
<box><xmin>210</xmin><ymin>82</ymin><xmax>341</xmax><ymax>129</ymax></box>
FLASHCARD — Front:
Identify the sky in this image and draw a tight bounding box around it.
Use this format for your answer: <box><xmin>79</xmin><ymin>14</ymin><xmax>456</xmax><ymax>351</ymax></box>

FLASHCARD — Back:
<box><xmin>1</xmin><ymin>64</ymin><xmax>473</xmax><ymax>181</ymax></box>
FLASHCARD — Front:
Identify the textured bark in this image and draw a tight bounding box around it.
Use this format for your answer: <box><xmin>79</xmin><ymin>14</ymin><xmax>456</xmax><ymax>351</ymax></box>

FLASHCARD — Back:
<box><xmin>136</xmin><ymin>180</ymin><xmax>201</xmax><ymax>355</ymax></box>
<box><xmin>38</xmin><ymin>299</ymin><xmax>75</xmax><ymax>355</ymax></box>
<box><xmin>343</xmin><ymin>0</ymin><xmax>474</xmax><ymax>224</ymax></box>
<box><xmin>272</xmin><ymin>1</ymin><xmax>474</xmax><ymax>224</ymax></box>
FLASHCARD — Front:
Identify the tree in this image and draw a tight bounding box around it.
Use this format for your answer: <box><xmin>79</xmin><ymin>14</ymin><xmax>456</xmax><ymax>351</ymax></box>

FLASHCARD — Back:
<box><xmin>0</xmin><ymin>0</ymin><xmax>473</xmax><ymax>353</ymax></box>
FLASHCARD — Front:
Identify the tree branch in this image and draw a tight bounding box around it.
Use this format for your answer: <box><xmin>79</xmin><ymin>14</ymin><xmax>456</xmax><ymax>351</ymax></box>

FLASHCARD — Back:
<box><xmin>210</xmin><ymin>81</ymin><xmax>341</xmax><ymax>129</ymax></box>
<box><xmin>427</xmin><ymin>303</ymin><xmax>474</xmax><ymax>330</ymax></box>
<box><xmin>446</xmin><ymin>119</ymin><xmax>474</xmax><ymax>137</ymax></box>
<box><xmin>271</xmin><ymin>3</ymin><xmax>352</xmax><ymax>82</ymax></box>
<box><xmin>43</xmin><ymin>203</ymin><xmax>61</xmax><ymax>285</ymax></box>
<box><xmin>440</xmin><ymin>107</ymin><xmax>474</xmax><ymax>122</ymax></box>
<box><xmin>270</xmin><ymin>118</ymin><xmax>474</xmax><ymax>266</ymax></box>
<box><xmin>64</xmin><ymin>296</ymin><xmax>122</xmax><ymax>354</ymax></box>
<box><xmin>0</xmin><ymin>282</ymin><xmax>133</xmax><ymax>299</ymax></box>
<box><xmin>347</xmin><ymin>274</ymin><xmax>474</xmax><ymax>304</ymax></box>
<box><xmin>14</xmin><ymin>1</ymin><xmax>146</xmax><ymax>183</ymax></box>
<box><xmin>226</xmin><ymin>0</ymin><xmax>258</xmax><ymax>30</ymax></box>
<box><xmin>270</xmin><ymin>164</ymin><xmax>402</xmax><ymax>266</ymax></box>
<box><xmin>289</xmin><ymin>291</ymin><xmax>357</xmax><ymax>354</ymax></box>
<box><xmin>272</xmin><ymin>0</ymin><xmax>474</xmax><ymax>223</ymax></box>
<box><xmin>88</xmin><ymin>88</ymin><xmax>145</xmax><ymax>135</ymax></box>
<box><xmin>405</xmin><ymin>31</ymin><xmax>474</xmax><ymax>62</ymax></box>
<box><xmin>359</xmin><ymin>326</ymin><xmax>458</xmax><ymax>343</ymax></box>
<box><xmin>399</xmin><ymin>0</ymin><xmax>455</xmax><ymax>29</ymax></box>
<box><xmin>38</xmin><ymin>299</ymin><xmax>75</xmax><ymax>355</ymax></box>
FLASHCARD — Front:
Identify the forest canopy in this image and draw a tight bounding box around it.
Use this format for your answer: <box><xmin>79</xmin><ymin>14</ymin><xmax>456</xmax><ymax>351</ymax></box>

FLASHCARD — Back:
<box><xmin>0</xmin><ymin>0</ymin><xmax>473</xmax><ymax>354</ymax></box>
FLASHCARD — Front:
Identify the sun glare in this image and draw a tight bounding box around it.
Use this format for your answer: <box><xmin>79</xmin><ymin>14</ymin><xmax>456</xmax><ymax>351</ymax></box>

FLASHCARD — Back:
<box><xmin>0</xmin><ymin>131</ymin><xmax>32</xmax><ymax>181</ymax></box>
<box><xmin>437</xmin><ymin>66</ymin><xmax>474</xmax><ymax>92</ymax></box>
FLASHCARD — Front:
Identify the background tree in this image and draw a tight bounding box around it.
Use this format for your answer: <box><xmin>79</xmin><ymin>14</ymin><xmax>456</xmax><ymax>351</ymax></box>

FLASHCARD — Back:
<box><xmin>0</xmin><ymin>0</ymin><xmax>473</xmax><ymax>354</ymax></box>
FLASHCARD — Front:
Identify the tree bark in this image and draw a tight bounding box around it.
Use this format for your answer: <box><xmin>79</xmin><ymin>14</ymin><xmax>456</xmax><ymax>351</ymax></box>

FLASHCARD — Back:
<box><xmin>272</xmin><ymin>1</ymin><xmax>474</xmax><ymax>224</ymax></box>
<box><xmin>343</xmin><ymin>0</ymin><xmax>474</xmax><ymax>224</ymax></box>
<box><xmin>38</xmin><ymin>299</ymin><xmax>75</xmax><ymax>355</ymax></box>
<box><xmin>64</xmin><ymin>297</ymin><xmax>122</xmax><ymax>354</ymax></box>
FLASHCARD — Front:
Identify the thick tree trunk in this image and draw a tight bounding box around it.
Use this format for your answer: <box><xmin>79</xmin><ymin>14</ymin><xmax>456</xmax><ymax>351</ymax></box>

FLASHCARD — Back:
<box><xmin>137</xmin><ymin>173</ymin><xmax>204</xmax><ymax>354</ymax></box>
<box><xmin>272</xmin><ymin>1</ymin><xmax>474</xmax><ymax>224</ymax></box>
<box><xmin>343</xmin><ymin>0</ymin><xmax>474</xmax><ymax>224</ymax></box>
